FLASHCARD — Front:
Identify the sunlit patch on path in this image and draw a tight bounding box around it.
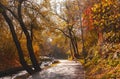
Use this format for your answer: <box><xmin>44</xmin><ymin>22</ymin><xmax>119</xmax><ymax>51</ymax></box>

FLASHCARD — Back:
<box><xmin>28</xmin><ymin>60</ymin><xmax>85</xmax><ymax>79</ymax></box>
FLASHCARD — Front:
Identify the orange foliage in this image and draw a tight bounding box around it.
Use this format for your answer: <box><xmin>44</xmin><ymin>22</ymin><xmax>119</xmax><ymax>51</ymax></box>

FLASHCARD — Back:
<box><xmin>0</xmin><ymin>52</ymin><xmax>20</xmax><ymax>71</ymax></box>
<box><xmin>83</xmin><ymin>6</ymin><xmax>94</xmax><ymax>30</ymax></box>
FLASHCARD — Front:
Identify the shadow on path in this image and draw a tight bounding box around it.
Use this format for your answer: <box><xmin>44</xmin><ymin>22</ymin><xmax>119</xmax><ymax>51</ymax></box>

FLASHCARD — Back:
<box><xmin>28</xmin><ymin>60</ymin><xmax>85</xmax><ymax>79</ymax></box>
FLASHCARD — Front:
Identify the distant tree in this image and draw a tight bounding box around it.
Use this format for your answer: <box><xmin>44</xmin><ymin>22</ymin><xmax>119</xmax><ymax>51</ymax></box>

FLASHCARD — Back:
<box><xmin>53</xmin><ymin>0</ymin><xmax>81</xmax><ymax>59</ymax></box>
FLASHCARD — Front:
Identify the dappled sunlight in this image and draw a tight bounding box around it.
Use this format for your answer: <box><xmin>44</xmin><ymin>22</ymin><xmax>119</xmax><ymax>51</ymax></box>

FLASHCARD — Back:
<box><xmin>27</xmin><ymin>60</ymin><xmax>85</xmax><ymax>79</ymax></box>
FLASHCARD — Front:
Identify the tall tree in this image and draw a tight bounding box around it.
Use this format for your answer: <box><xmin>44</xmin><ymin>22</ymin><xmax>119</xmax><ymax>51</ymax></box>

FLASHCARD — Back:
<box><xmin>53</xmin><ymin>0</ymin><xmax>81</xmax><ymax>59</ymax></box>
<box><xmin>0</xmin><ymin>0</ymin><xmax>41</xmax><ymax>75</ymax></box>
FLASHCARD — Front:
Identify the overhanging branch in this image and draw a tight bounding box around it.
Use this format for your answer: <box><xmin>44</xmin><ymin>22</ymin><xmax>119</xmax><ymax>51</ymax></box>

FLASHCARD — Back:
<box><xmin>55</xmin><ymin>28</ymin><xmax>70</xmax><ymax>38</ymax></box>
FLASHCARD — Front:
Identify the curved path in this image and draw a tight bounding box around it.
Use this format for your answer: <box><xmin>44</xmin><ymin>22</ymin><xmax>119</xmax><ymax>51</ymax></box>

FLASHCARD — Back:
<box><xmin>28</xmin><ymin>60</ymin><xmax>85</xmax><ymax>79</ymax></box>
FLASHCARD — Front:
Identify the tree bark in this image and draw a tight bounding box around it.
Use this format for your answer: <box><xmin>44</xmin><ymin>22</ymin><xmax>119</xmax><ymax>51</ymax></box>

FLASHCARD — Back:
<box><xmin>17</xmin><ymin>1</ymin><xmax>41</xmax><ymax>72</ymax></box>
<box><xmin>68</xmin><ymin>28</ymin><xmax>78</xmax><ymax>58</ymax></box>
<box><xmin>70</xmin><ymin>41</ymin><xmax>74</xmax><ymax>59</ymax></box>
<box><xmin>72</xmin><ymin>31</ymin><xmax>79</xmax><ymax>55</ymax></box>
<box><xmin>1</xmin><ymin>10</ymin><xmax>35</xmax><ymax>75</ymax></box>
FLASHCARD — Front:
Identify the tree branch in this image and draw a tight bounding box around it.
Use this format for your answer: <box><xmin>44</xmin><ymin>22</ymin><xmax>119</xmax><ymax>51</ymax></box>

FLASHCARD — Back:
<box><xmin>55</xmin><ymin>28</ymin><xmax>70</xmax><ymax>38</ymax></box>
<box><xmin>0</xmin><ymin>2</ymin><xmax>18</xmax><ymax>20</ymax></box>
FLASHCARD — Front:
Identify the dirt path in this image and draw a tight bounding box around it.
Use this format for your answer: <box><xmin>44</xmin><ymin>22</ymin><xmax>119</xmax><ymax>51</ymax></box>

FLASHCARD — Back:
<box><xmin>28</xmin><ymin>60</ymin><xmax>85</xmax><ymax>79</ymax></box>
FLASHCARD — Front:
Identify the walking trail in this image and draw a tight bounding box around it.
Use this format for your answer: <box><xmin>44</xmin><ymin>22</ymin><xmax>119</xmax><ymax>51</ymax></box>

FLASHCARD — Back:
<box><xmin>28</xmin><ymin>60</ymin><xmax>85</xmax><ymax>79</ymax></box>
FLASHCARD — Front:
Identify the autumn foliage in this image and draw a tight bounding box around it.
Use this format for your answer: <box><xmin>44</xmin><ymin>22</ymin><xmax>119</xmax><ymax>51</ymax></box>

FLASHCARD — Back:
<box><xmin>0</xmin><ymin>0</ymin><xmax>120</xmax><ymax>78</ymax></box>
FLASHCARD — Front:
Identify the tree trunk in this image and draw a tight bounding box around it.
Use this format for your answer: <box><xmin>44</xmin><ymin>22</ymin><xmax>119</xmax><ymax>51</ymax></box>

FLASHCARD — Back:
<box><xmin>68</xmin><ymin>28</ymin><xmax>78</xmax><ymax>59</ymax></box>
<box><xmin>98</xmin><ymin>31</ymin><xmax>103</xmax><ymax>46</ymax></box>
<box><xmin>72</xmin><ymin>32</ymin><xmax>79</xmax><ymax>55</ymax></box>
<box><xmin>2</xmin><ymin>10</ymin><xmax>35</xmax><ymax>75</ymax></box>
<box><xmin>17</xmin><ymin>2</ymin><xmax>41</xmax><ymax>72</ymax></box>
<box><xmin>70</xmin><ymin>41</ymin><xmax>74</xmax><ymax>59</ymax></box>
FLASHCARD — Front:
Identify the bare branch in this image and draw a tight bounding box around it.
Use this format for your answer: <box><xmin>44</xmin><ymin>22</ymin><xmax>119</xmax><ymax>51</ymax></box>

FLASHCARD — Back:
<box><xmin>54</xmin><ymin>12</ymin><xmax>68</xmax><ymax>23</ymax></box>
<box><xmin>55</xmin><ymin>28</ymin><xmax>70</xmax><ymax>38</ymax></box>
<box><xmin>0</xmin><ymin>2</ymin><xmax>18</xmax><ymax>20</ymax></box>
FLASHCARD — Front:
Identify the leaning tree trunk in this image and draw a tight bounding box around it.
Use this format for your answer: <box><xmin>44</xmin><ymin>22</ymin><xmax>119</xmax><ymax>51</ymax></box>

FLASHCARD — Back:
<box><xmin>1</xmin><ymin>10</ymin><xmax>35</xmax><ymax>75</ymax></box>
<box><xmin>72</xmin><ymin>32</ymin><xmax>79</xmax><ymax>55</ymax></box>
<box><xmin>17</xmin><ymin>1</ymin><xmax>41</xmax><ymax>72</ymax></box>
<box><xmin>68</xmin><ymin>28</ymin><xmax>78</xmax><ymax>59</ymax></box>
